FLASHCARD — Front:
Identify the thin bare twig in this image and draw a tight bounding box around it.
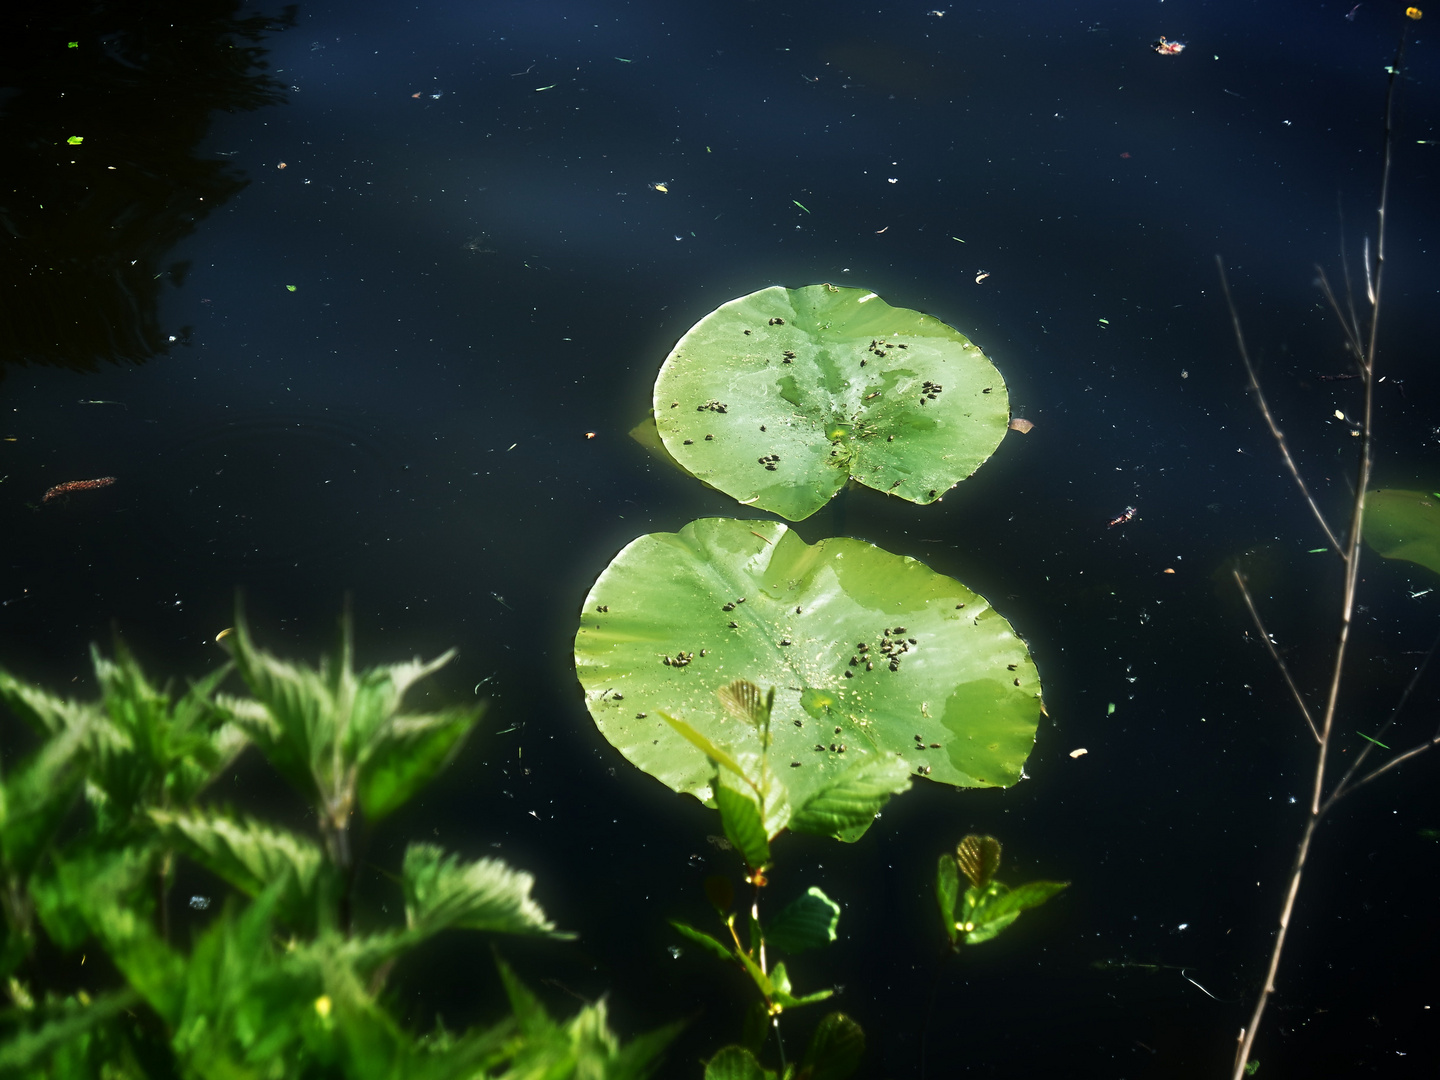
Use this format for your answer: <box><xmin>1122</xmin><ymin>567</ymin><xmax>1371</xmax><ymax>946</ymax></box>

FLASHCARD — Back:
<box><xmin>1315</xmin><ymin>266</ymin><xmax>1366</xmax><ymax>362</ymax></box>
<box><xmin>1216</xmin><ymin>257</ymin><xmax>1343</xmax><ymax>554</ymax></box>
<box><xmin>1329</xmin><ymin>628</ymin><xmax>1440</xmax><ymax>796</ymax></box>
<box><xmin>1232</xmin><ymin>570</ymin><xmax>1320</xmax><ymax>743</ymax></box>
<box><xmin>1227</xmin><ymin>20</ymin><xmax>1412</xmax><ymax>1080</ymax></box>
<box><xmin>1341</xmin><ymin>734</ymin><xmax>1440</xmax><ymax>799</ymax></box>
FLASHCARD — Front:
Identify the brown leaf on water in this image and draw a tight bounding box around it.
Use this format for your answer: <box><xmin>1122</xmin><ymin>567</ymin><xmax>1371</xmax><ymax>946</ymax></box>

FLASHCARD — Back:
<box><xmin>1008</xmin><ymin>417</ymin><xmax>1034</xmax><ymax>434</ymax></box>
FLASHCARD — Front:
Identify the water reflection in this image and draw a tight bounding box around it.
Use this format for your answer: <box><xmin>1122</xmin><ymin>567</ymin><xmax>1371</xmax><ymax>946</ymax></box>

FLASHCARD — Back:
<box><xmin>0</xmin><ymin>2</ymin><xmax>295</xmax><ymax>375</ymax></box>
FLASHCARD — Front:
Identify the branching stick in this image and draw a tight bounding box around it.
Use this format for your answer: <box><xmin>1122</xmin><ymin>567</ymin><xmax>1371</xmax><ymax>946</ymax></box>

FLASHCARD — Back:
<box><xmin>1225</xmin><ymin>19</ymin><xmax>1430</xmax><ymax>1080</ymax></box>
<box><xmin>1216</xmin><ymin>258</ymin><xmax>1342</xmax><ymax>554</ymax></box>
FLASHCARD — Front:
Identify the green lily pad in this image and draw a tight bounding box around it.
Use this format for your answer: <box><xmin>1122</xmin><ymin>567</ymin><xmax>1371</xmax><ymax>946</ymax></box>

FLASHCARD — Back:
<box><xmin>574</xmin><ymin>518</ymin><xmax>1041</xmax><ymax>814</ymax></box>
<box><xmin>652</xmin><ymin>284</ymin><xmax>1011</xmax><ymax>521</ymax></box>
<box><xmin>1366</xmin><ymin>489</ymin><xmax>1440</xmax><ymax>578</ymax></box>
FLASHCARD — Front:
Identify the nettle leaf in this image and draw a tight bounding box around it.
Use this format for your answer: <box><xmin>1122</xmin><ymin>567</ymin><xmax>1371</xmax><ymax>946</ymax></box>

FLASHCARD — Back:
<box><xmin>764</xmin><ymin>887</ymin><xmax>840</xmax><ymax>955</ymax></box>
<box><xmin>401</xmin><ymin>843</ymin><xmax>569</xmax><ymax>939</ymax></box>
<box><xmin>151</xmin><ymin>808</ymin><xmax>329</xmax><ymax>933</ymax></box>
<box><xmin>0</xmin><ymin>670</ymin><xmax>97</xmax><ymax>739</ymax></box>
<box><xmin>0</xmin><ymin>721</ymin><xmax>90</xmax><ymax>883</ymax></box>
<box><xmin>223</xmin><ymin>613</ymin><xmax>475</xmax><ymax>824</ymax></box>
<box><xmin>356</xmin><ymin>705</ymin><xmax>481</xmax><ymax>822</ymax></box>
<box><xmin>575</xmin><ymin>518</ymin><xmax>1041</xmax><ymax>820</ymax></box>
<box><xmin>653</xmin><ymin>284</ymin><xmax>1011</xmax><ymax>521</ymax></box>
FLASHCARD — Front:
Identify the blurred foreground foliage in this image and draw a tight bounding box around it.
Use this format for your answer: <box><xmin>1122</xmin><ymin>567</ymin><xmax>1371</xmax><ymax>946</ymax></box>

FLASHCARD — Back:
<box><xmin>0</xmin><ymin>616</ymin><xmax>677</xmax><ymax>1079</ymax></box>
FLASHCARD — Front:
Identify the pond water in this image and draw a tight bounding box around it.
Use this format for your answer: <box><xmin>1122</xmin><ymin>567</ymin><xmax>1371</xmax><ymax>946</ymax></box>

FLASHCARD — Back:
<box><xmin>3</xmin><ymin>1</ymin><xmax>1438</xmax><ymax>1075</ymax></box>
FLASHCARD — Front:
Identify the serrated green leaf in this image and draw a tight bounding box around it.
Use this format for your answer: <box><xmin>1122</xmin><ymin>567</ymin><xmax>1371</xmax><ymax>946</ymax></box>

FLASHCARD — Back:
<box><xmin>150</xmin><ymin>808</ymin><xmax>327</xmax><ymax>933</ymax></box>
<box><xmin>653</xmin><ymin>284</ymin><xmax>1011</xmax><ymax>520</ymax></box>
<box><xmin>576</xmin><ymin>519</ymin><xmax>1041</xmax><ymax>820</ymax></box>
<box><xmin>789</xmin><ymin>756</ymin><xmax>912</xmax><ymax>839</ymax></box>
<box><xmin>715</xmin><ymin>772</ymin><xmax>771</xmax><ymax>870</ymax></box>
<box><xmin>764</xmin><ymin>887</ymin><xmax>840</xmax><ymax>955</ymax></box>
<box><xmin>799</xmin><ymin>1011</ymin><xmax>865</xmax><ymax>1080</ymax></box>
<box><xmin>401</xmin><ymin>843</ymin><xmax>569</xmax><ymax>939</ymax></box>
<box><xmin>0</xmin><ymin>721</ymin><xmax>90</xmax><ymax>885</ymax></box>
<box><xmin>0</xmin><ymin>672</ymin><xmax>95</xmax><ymax>738</ymax></box>
<box><xmin>223</xmin><ymin>611</ymin><xmax>466</xmax><ymax>830</ymax></box>
<box><xmin>356</xmin><ymin>704</ymin><xmax>481</xmax><ymax>821</ymax></box>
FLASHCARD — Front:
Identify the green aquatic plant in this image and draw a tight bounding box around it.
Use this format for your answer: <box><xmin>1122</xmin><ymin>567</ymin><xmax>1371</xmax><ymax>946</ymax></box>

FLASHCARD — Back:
<box><xmin>651</xmin><ymin>284</ymin><xmax>1011</xmax><ymax>521</ymax></box>
<box><xmin>0</xmin><ymin>615</ymin><xmax>676</xmax><ymax>1078</ymax></box>
<box><xmin>920</xmin><ymin>835</ymin><xmax>1066</xmax><ymax>1078</ymax></box>
<box><xmin>660</xmin><ymin>681</ymin><xmax>865</xmax><ymax>1075</ymax></box>
<box><xmin>933</xmin><ymin>835</ymin><xmax>1068</xmax><ymax>951</ymax></box>
<box><xmin>574</xmin><ymin>518</ymin><xmax>1042</xmax><ymax>838</ymax></box>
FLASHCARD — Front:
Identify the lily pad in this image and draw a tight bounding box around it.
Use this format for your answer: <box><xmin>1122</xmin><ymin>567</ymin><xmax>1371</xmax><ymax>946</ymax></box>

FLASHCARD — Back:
<box><xmin>574</xmin><ymin>518</ymin><xmax>1041</xmax><ymax>815</ymax></box>
<box><xmin>653</xmin><ymin>284</ymin><xmax>1011</xmax><ymax>521</ymax></box>
<box><xmin>1366</xmin><ymin>489</ymin><xmax>1440</xmax><ymax>578</ymax></box>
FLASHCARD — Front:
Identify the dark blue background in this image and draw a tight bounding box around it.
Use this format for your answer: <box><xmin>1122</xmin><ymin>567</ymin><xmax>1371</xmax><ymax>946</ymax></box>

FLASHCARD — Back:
<box><xmin>3</xmin><ymin>1</ymin><xmax>1437</xmax><ymax>1075</ymax></box>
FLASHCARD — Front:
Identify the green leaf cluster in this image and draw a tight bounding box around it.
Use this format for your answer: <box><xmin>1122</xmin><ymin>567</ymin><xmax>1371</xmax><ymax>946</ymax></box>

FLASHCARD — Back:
<box><xmin>935</xmin><ymin>835</ymin><xmax>1068</xmax><ymax>949</ymax></box>
<box><xmin>0</xmin><ymin>615</ymin><xmax>674</xmax><ymax>1079</ymax></box>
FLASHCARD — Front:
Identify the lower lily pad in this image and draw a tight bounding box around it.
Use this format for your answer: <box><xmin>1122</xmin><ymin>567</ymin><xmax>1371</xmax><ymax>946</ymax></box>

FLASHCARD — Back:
<box><xmin>574</xmin><ymin>518</ymin><xmax>1041</xmax><ymax>810</ymax></box>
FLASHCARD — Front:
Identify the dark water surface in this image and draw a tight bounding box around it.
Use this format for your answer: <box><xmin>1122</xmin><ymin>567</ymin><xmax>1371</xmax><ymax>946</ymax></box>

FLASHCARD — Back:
<box><xmin>4</xmin><ymin>1</ymin><xmax>1439</xmax><ymax>1076</ymax></box>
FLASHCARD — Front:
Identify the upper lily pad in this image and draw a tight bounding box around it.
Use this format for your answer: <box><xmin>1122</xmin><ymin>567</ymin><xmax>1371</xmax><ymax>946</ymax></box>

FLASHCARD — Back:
<box><xmin>1366</xmin><ymin>489</ymin><xmax>1440</xmax><ymax>578</ymax></box>
<box><xmin>574</xmin><ymin>518</ymin><xmax>1041</xmax><ymax>816</ymax></box>
<box><xmin>653</xmin><ymin>284</ymin><xmax>1011</xmax><ymax>520</ymax></box>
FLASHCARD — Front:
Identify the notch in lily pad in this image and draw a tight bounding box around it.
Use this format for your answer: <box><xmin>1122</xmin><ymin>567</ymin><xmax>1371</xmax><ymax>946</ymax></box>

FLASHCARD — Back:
<box><xmin>652</xmin><ymin>284</ymin><xmax>1013</xmax><ymax>521</ymax></box>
